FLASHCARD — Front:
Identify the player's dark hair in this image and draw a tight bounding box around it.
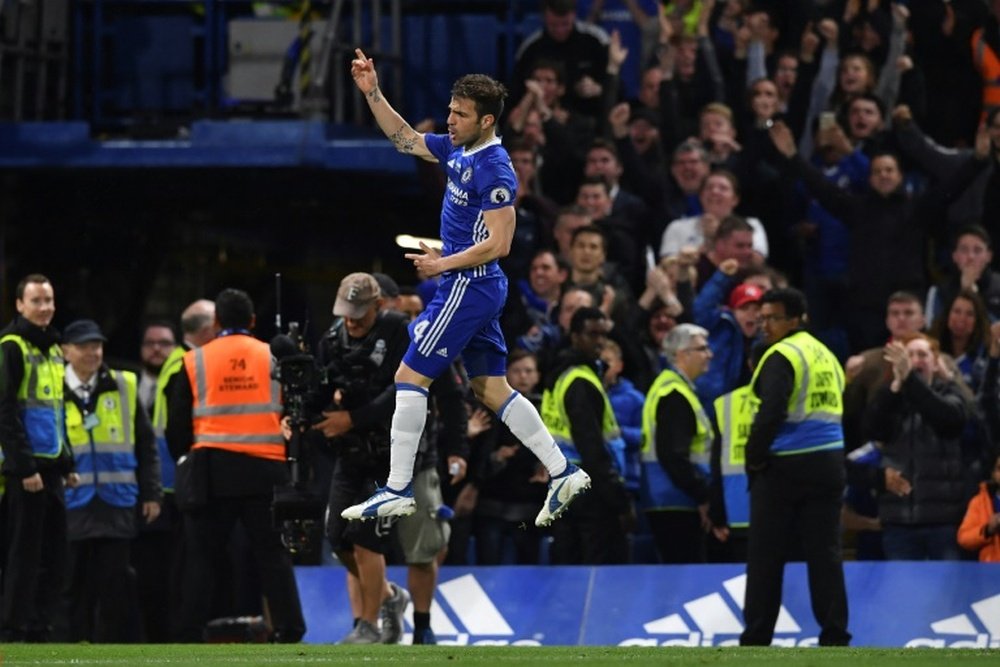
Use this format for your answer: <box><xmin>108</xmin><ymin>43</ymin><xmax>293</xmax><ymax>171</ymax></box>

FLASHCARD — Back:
<box><xmin>452</xmin><ymin>74</ymin><xmax>508</xmax><ymax>125</ymax></box>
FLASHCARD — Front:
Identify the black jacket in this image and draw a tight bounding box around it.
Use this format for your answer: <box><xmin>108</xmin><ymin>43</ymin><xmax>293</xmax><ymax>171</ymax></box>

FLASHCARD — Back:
<box><xmin>778</xmin><ymin>152</ymin><xmax>989</xmax><ymax>312</ymax></box>
<box><xmin>867</xmin><ymin>374</ymin><xmax>970</xmax><ymax>526</ymax></box>
<box><xmin>0</xmin><ymin>316</ymin><xmax>74</xmax><ymax>478</ymax></box>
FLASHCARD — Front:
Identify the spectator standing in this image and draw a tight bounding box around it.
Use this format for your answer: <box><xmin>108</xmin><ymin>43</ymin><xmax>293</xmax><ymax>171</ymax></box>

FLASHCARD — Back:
<box><xmin>957</xmin><ymin>452</ymin><xmax>1000</xmax><ymax>562</ymax></box>
<box><xmin>502</xmin><ymin>248</ymin><xmax>568</xmax><ymax>355</ymax></box>
<box><xmin>930</xmin><ymin>289</ymin><xmax>991</xmax><ymax>393</ymax></box>
<box><xmin>601</xmin><ymin>338</ymin><xmax>644</xmax><ymax>498</ymax></box>
<box><xmin>691</xmin><ymin>263</ymin><xmax>764</xmax><ymax>413</ymax></box>
<box><xmin>512</xmin><ymin>0</ymin><xmax>611</xmax><ymax>121</ymax></box>
<box><xmin>868</xmin><ymin>333</ymin><xmax>971</xmax><ymax>561</ymax></box>
<box><xmin>768</xmin><ymin>119</ymin><xmax>988</xmax><ymax>353</ymax></box>
<box><xmin>925</xmin><ymin>226</ymin><xmax>1000</xmax><ymax>325</ymax></box>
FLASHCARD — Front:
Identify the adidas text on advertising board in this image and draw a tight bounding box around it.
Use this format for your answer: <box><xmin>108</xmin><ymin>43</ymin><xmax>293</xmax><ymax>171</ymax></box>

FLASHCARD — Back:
<box><xmin>619</xmin><ymin>574</ymin><xmax>819</xmax><ymax>648</ymax></box>
<box><xmin>904</xmin><ymin>592</ymin><xmax>1000</xmax><ymax>649</ymax></box>
<box><xmin>428</xmin><ymin>574</ymin><xmax>542</xmax><ymax>646</ymax></box>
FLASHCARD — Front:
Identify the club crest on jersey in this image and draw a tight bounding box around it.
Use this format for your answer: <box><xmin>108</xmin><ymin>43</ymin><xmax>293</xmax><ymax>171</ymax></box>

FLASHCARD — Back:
<box><xmin>489</xmin><ymin>187</ymin><xmax>511</xmax><ymax>205</ymax></box>
<box><xmin>461</xmin><ymin>166</ymin><xmax>473</xmax><ymax>184</ymax></box>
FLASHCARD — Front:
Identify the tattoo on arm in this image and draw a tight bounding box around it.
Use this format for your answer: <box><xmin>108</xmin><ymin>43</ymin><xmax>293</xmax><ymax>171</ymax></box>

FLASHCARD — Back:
<box><xmin>389</xmin><ymin>125</ymin><xmax>418</xmax><ymax>154</ymax></box>
<box><xmin>366</xmin><ymin>87</ymin><xmax>382</xmax><ymax>104</ymax></box>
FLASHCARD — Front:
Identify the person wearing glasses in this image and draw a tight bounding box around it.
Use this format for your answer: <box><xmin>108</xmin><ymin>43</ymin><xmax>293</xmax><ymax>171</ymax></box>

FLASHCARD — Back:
<box><xmin>137</xmin><ymin>321</ymin><xmax>177</xmax><ymax>415</ymax></box>
<box><xmin>640</xmin><ymin>323</ymin><xmax>715</xmax><ymax>564</ymax></box>
<box><xmin>739</xmin><ymin>288</ymin><xmax>851</xmax><ymax>647</ymax></box>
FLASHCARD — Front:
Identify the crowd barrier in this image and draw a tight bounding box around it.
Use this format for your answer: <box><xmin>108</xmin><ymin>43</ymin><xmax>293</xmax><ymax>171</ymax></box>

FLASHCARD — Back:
<box><xmin>295</xmin><ymin>562</ymin><xmax>999</xmax><ymax>648</ymax></box>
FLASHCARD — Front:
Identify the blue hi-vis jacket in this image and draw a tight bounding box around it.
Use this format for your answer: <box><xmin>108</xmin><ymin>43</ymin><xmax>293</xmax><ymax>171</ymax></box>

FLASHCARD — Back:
<box><xmin>0</xmin><ymin>333</ymin><xmax>66</xmax><ymax>458</ymax></box>
<box><xmin>65</xmin><ymin>369</ymin><xmax>139</xmax><ymax>509</ymax></box>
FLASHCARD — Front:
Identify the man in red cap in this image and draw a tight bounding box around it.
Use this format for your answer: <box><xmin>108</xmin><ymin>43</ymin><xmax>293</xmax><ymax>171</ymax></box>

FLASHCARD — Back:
<box><xmin>690</xmin><ymin>258</ymin><xmax>765</xmax><ymax>416</ymax></box>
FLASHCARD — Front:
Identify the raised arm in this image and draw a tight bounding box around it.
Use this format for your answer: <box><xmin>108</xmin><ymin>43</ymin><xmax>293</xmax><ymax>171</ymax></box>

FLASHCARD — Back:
<box><xmin>351</xmin><ymin>48</ymin><xmax>434</xmax><ymax>161</ymax></box>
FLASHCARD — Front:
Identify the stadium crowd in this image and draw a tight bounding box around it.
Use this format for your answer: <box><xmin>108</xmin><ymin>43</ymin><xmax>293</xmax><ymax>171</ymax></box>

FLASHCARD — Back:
<box><xmin>2</xmin><ymin>0</ymin><xmax>1000</xmax><ymax>646</ymax></box>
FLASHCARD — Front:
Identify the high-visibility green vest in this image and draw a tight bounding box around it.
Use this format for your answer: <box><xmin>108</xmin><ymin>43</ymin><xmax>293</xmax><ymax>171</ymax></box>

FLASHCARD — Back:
<box><xmin>65</xmin><ymin>369</ymin><xmax>140</xmax><ymax>509</ymax></box>
<box><xmin>151</xmin><ymin>345</ymin><xmax>185</xmax><ymax>492</ymax></box>
<box><xmin>750</xmin><ymin>330</ymin><xmax>845</xmax><ymax>456</ymax></box>
<box><xmin>640</xmin><ymin>368</ymin><xmax>712</xmax><ymax>511</ymax></box>
<box><xmin>541</xmin><ymin>364</ymin><xmax>626</xmax><ymax>475</ymax></box>
<box><xmin>713</xmin><ymin>385</ymin><xmax>757</xmax><ymax>528</ymax></box>
<box><xmin>0</xmin><ymin>334</ymin><xmax>65</xmax><ymax>458</ymax></box>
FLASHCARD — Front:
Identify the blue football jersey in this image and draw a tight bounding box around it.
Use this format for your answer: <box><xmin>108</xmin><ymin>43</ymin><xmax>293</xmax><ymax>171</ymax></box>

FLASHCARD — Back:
<box><xmin>424</xmin><ymin>134</ymin><xmax>518</xmax><ymax>279</ymax></box>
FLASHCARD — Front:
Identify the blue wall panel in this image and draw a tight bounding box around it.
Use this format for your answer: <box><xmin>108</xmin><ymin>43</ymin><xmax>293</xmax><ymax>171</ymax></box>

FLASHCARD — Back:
<box><xmin>295</xmin><ymin>562</ymin><xmax>1000</xmax><ymax>648</ymax></box>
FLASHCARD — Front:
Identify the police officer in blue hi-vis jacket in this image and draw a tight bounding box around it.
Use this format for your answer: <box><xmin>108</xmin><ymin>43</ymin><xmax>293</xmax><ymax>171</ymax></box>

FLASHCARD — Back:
<box><xmin>0</xmin><ymin>274</ymin><xmax>77</xmax><ymax>642</ymax></box>
<box><xmin>62</xmin><ymin>319</ymin><xmax>162</xmax><ymax>642</ymax></box>
<box><xmin>641</xmin><ymin>323</ymin><xmax>715</xmax><ymax>564</ymax></box>
<box><xmin>739</xmin><ymin>288</ymin><xmax>851</xmax><ymax>647</ymax></box>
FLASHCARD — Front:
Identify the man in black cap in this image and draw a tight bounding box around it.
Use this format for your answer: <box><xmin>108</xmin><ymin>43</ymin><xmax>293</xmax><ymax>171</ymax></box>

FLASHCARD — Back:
<box><xmin>61</xmin><ymin>318</ymin><xmax>162</xmax><ymax>642</ymax></box>
<box><xmin>0</xmin><ymin>274</ymin><xmax>76</xmax><ymax>642</ymax></box>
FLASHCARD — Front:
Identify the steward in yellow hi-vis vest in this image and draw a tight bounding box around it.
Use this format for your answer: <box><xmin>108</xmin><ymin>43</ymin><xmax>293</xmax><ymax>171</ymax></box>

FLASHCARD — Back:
<box><xmin>748</xmin><ymin>330</ymin><xmax>844</xmax><ymax>459</ymax></box>
<box><xmin>740</xmin><ymin>288</ymin><xmax>849</xmax><ymax>648</ymax></box>
<box><xmin>151</xmin><ymin>344</ymin><xmax>185</xmax><ymax>492</ymax></box>
<box><xmin>640</xmin><ymin>368</ymin><xmax>712</xmax><ymax>511</ymax></box>
<box><xmin>639</xmin><ymin>323</ymin><xmax>715</xmax><ymax>564</ymax></box>
<box><xmin>65</xmin><ymin>367</ymin><xmax>160</xmax><ymax>512</ymax></box>
<box><xmin>0</xmin><ymin>275</ymin><xmax>74</xmax><ymax>642</ymax></box>
<box><xmin>542</xmin><ymin>363</ymin><xmax>627</xmax><ymax>476</ymax></box>
<box><xmin>539</xmin><ymin>307</ymin><xmax>630</xmax><ymax>564</ymax></box>
<box><xmin>712</xmin><ymin>384</ymin><xmax>755</xmax><ymax>529</ymax></box>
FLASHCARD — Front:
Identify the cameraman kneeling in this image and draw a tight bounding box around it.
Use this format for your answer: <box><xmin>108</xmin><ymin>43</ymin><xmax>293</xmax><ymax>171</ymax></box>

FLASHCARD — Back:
<box><xmin>313</xmin><ymin>274</ymin><xmax>411</xmax><ymax>644</ymax></box>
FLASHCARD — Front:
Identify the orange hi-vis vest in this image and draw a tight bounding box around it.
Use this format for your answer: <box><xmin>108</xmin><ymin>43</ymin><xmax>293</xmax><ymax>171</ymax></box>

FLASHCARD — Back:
<box><xmin>185</xmin><ymin>334</ymin><xmax>285</xmax><ymax>461</ymax></box>
<box><xmin>972</xmin><ymin>27</ymin><xmax>1000</xmax><ymax>114</ymax></box>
